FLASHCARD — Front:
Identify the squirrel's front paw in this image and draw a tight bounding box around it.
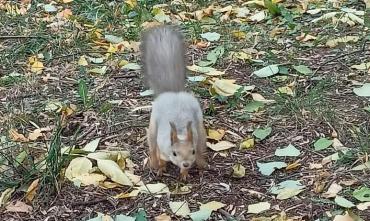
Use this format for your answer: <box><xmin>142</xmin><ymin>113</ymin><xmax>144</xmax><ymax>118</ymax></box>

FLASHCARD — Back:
<box><xmin>179</xmin><ymin>169</ymin><xmax>189</xmax><ymax>181</ymax></box>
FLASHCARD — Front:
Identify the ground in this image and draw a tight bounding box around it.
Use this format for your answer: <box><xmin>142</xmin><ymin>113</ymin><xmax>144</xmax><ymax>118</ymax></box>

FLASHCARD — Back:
<box><xmin>0</xmin><ymin>0</ymin><xmax>369</xmax><ymax>221</ymax></box>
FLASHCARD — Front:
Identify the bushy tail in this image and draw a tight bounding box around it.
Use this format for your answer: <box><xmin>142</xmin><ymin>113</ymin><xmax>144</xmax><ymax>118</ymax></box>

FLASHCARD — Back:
<box><xmin>141</xmin><ymin>25</ymin><xmax>187</xmax><ymax>95</ymax></box>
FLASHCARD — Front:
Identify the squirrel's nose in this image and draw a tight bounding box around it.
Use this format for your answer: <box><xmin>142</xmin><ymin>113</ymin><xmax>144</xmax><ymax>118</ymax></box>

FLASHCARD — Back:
<box><xmin>182</xmin><ymin>162</ymin><xmax>190</xmax><ymax>168</ymax></box>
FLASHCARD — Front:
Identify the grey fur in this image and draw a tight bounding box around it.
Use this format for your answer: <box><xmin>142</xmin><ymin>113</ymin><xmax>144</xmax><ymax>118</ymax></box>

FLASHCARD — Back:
<box><xmin>141</xmin><ymin>25</ymin><xmax>186</xmax><ymax>94</ymax></box>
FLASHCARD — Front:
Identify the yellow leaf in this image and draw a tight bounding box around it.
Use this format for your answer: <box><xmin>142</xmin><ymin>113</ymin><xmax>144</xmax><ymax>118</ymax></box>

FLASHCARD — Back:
<box><xmin>230</xmin><ymin>51</ymin><xmax>252</xmax><ymax>61</ymax></box>
<box><xmin>232</xmin><ymin>30</ymin><xmax>246</xmax><ymax>39</ymax></box>
<box><xmin>97</xmin><ymin>159</ymin><xmax>133</xmax><ymax>186</ymax></box>
<box><xmin>28</xmin><ymin>56</ymin><xmax>44</xmax><ymax>74</ymax></box>
<box><xmin>211</xmin><ymin>79</ymin><xmax>242</xmax><ymax>97</ymax></box>
<box><xmin>138</xmin><ymin>183</ymin><xmax>170</xmax><ymax>195</ymax></box>
<box><xmin>78</xmin><ymin>56</ymin><xmax>88</xmax><ymax>66</ymax></box>
<box><xmin>207</xmin><ymin>129</ymin><xmax>225</xmax><ymax>141</ymax></box>
<box><xmin>74</xmin><ymin>173</ymin><xmax>107</xmax><ymax>186</ymax></box>
<box><xmin>277</xmin><ymin>86</ymin><xmax>294</xmax><ymax>95</ymax></box>
<box><xmin>251</xmin><ymin>93</ymin><xmax>275</xmax><ymax>104</ymax></box>
<box><xmin>65</xmin><ymin>157</ymin><xmax>92</xmax><ymax>181</ymax></box>
<box><xmin>114</xmin><ymin>189</ymin><xmax>140</xmax><ymax>199</ymax></box>
<box><xmin>100</xmin><ymin>181</ymin><xmax>122</xmax><ymax>189</ymax></box>
<box><xmin>285</xmin><ymin>160</ymin><xmax>301</xmax><ymax>170</ymax></box>
<box><xmin>326</xmin><ymin>36</ymin><xmax>359</xmax><ymax>48</ymax></box>
<box><xmin>240</xmin><ymin>138</ymin><xmax>255</xmax><ymax>149</ymax></box>
<box><xmin>0</xmin><ymin>188</ymin><xmax>15</xmax><ymax>207</ymax></box>
<box><xmin>26</xmin><ymin>179</ymin><xmax>39</xmax><ymax>203</ymax></box>
<box><xmin>107</xmin><ymin>44</ymin><xmax>118</xmax><ymax>53</ymax></box>
<box><xmin>63</xmin><ymin>0</ymin><xmax>73</xmax><ymax>3</ymax></box>
<box><xmin>232</xmin><ymin>163</ymin><xmax>246</xmax><ymax>178</ymax></box>
<box><xmin>200</xmin><ymin>201</ymin><xmax>226</xmax><ymax>211</ymax></box>
<box><xmin>125</xmin><ymin>0</ymin><xmax>137</xmax><ymax>8</ymax></box>
<box><xmin>207</xmin><ymin>141</ymin><xmax>235</xmax><ymax>151</ymax></box>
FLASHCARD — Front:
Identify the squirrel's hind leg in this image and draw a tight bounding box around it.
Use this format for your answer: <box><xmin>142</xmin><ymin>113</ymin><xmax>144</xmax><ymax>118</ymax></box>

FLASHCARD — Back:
<box><xmin>195</xmin><ymin>122</ymin><xmax>208</xmax><ymax>170</ymax></box>
<box><xmin>148</xmin><ymin>117</ymin><xmax>159</xmax><ymax>170</ymax></box>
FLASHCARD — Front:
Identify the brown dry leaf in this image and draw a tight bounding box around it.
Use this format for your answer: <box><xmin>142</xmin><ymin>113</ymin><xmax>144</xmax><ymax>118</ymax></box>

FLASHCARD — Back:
<box><xmin>57</xmin><ymin>8</ymin><xmax>72</xmax><ymax>18</ymax></box>
<box><xmin>28</xmin><ymin>129</ymin><xmax>43</xmax><ymax>141</ymax></box>
<box><xmin>9</xmin><ymin>129</ymin><xmax>29</xmax><ymax>142</ymax></box>
<box><xmin>25</xmin><ymin>179</ymin><xmax>39</xmax><ymax>203</ymax></box>
<box><xmin>322</xmin><ymin>182</ymin><xmax>342</xmax><ymax>198</ymax></box>
<box><xmin>285</xmin><ymin>160</ymin><xmax>301</xmax><ymax>171</ymax></box>
<box><xmin>155</xmin><ymin>213</ymin><xmax>171</xmax><ymax>221</ymax></box>
<box><xmin>296</xmin><ymin>33</ymin><xmax>317</xmax><ymax>42</ymax></box>
<box><xmin>114</xmin><ymin>189</ymin><xmax>140</xmax><ymax>199</ymax></box>
<box><xmin>5</xmin><ymin>201</ymin><xmax>32</xmax><ymax>213</ymax></box>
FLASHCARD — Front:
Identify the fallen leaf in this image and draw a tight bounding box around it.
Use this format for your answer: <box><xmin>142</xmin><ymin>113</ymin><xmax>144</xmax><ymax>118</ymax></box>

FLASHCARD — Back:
<box><xmin>250</xmin><ymin>11</ymin><xmax>266</xmax><ymax>22</ymax></box>
<box><xmin>200</xmin><ymin>32</ymin><xmax>220</xmax><ymax>42</ymax></box>
<box><xmin>169</xmin><ymin>201</ymin><xmax>190</xmax><ymax>217</ymax></box>
<box><xmin>28</xmin><ymin>129</ymin><xmax>43</xmax><ymax>141</ymax></box>
<box><xmin>97</xmin><ymin>159</ymin><xmax>133</xmax><ymax>186</ymax></box>
<box><xmin>211</xmin><ymin>79</ymin><xmax>242</xmax><ymax>96</ymax></box>
<box><xmin>206</xmin><ymin>141</ymin><xmax>235</xmax><ymax>151</ymax></box>
<box><xmin>25</xmin><ymin>179</ymin><xmax>39</xmax><ymax>202</ymax></box>
<box><xmin>296</xmin><ymin>33</ymin><xmax>317</xmax><ymax>42</ymax></box>
<box><xmin>253</xmin><ymin>65</ymin><xmax>279</xmax><ymax>78</ymax></box>
<box><xmin>251</xmin><ymin>93</ymin><xmax>275</xmax><ymax>104</ymax></box>
<box><xmin>257</xmin><ymin>161</ymin><xmax>287</xmax><ymax>176</ymax></box>
<box><xmin>104</xmin><ymin>34</ymin><xmax>123</xmax><ymax>44</ymax></box>
<box><xmin>122</xmin><ymin>63</ymin><xmax>141</xmax><ymax>70</ymax></box>
<box><xmin>314</xmin><ymin>138</ymin><xmax>333</xmax><ymax>151</ymax></box>
<box><xmin>245</xmin><ymin>101</ymin><xmax>264</xmax><ymax>112</ymax></box>
<box><xmin>353</xmin><ymin>83</ymin><xmax>370</xmax><ymax>97</ymax></box>
<box><xmin>247</xmin><ymin>202</ymin><xmax>270</xmax><ymax>214</ymax></box>
<box><xmin>253</xmin><ymin>127</ymin><xmax>272</xmax><ymax>140</ymax></box>
<box><xmin>333</xmin><ymin>212</ymin><xmax>355</xmax><ymax>221</ymax></box>
<box><xmin>190</xmin><ymin>201</ymin><xmax>225</xmax><ymax>221</ymax></box>
<box><xmin>65</xmin><ymin>157</ymin><xmax>92</xmax><ymax>181</ymax></box>
<box><xmin>285</xmin><ymin>160</ymin><xmax>301</xmax><ymax>171</ymax></box>
<box><xmin>293</xmin><ymin>65</ymin><xmax>312</xmax><ymax>75</ymax></box>
<box><xmin>322</xmin><ymin>182</ymin><xmax>343</xmax><ymax>198</ymax></box>
<box><xmin>199</xmin><ymin>201</ymin><xmax>226</xmax><ymax>211</ymax></box>
<box><xmin>9</xmin><ymin>129</ymin><xmax>29</xmax><ymax>142</ymax></box>
<box><xmin>351</xmin><ymin>62</ymin><xmax>370</xmax><ymax>70</ymax></box>
<box><xmin>171</xmin><ymin>185</ymin><xmax>192</xmax><ymax>195</ymax></box>
<box><xmin>270</xmin><ymin>180</ymin><xmax>305</xmax><ymax>199</ymax></box>
<box><xmin>240</xmin><ymin>138</ymin><xmax>255</xmax><ymax>149</ymax></box>
<box><xmin>0</xmin><ymin>188</ymin><xmax>15</xmax><ymax>207</ymax></box>
<box><xmin>5</xmin><ymin>201</ymin><xmax>32</xmax><ymax>213</ymax></box>
<box><xmin>357</xmin><ymin>202</ymin><xmax>370</xmax><ymax>211</ymax></box>
<box><xmin>155</xmin><ymin>213</ymin><xmax>171</xmax><ymax>221</ymax></box>
<box><xmin>335</xmin><ymin>196</ymin><xmax>355</xmax><ymax>208</ymax></box>
<box><xmin>88</xmin><ymin>66</ymin><xmax>107</xmax><ymax>74</ymax></box>
<box><xmin>207</xmin><ymin>129</ymin><xmax>225</xmax><ymax>141</ymax></box>
<box><xmin>275</xmin><ymin>144</ymin><xmax>301</xmax><ymax>157</ymax></box>
<box><xmin>353</xmin><ymin>186</ymin><xmax>370</xmax><ymax>202</ymax></box>
<box><xmin>232</xmin><ymin>163</ymin><xmax>246</xmax><ymax>178</ymax></box>
<box><xmin>351</xmin><ymin>161</ymin><xmax>370</xmax><ymax>171</ymax></box>
<box><xmin>44</xmin><ymin>4</ymin><xmax>57</xmax><ymax>13</ymax></box>
<box><xmin>138</xmin><ymin>183</ymin><xmax>170</xmax><ymax>195</ymax></box>
<box><xmin>326</xmin><ymin>36</ymin><xmax>359</xmax><ymax>48</ymax></box>
<box><xmin>114</xmin><ymin>189</ymin><xmax>140</xmax><ymax>199</ymax></box>
<box><xmin>74</xmin><ymin>173</ymin><xmax>107</xmax><ymax>186</ymax></box>
<box><xmin>82</xmin><ymin>138</ymin><xmax>101</xmax><ymax>152</ymax></box>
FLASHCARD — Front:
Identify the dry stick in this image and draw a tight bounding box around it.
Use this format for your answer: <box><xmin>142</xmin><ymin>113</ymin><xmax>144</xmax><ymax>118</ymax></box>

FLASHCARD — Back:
<box><xmin>313</xmin><ymin>48</ymin><xmax>370</xmax><ymax>75</ymax></box>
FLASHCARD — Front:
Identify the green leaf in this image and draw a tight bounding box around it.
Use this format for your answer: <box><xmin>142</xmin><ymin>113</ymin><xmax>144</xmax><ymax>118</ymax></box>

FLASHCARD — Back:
<box><xmin>270</xmin><ymin>180</ymin><xmax>305</xmax><ymax>194</ymax></box>
<box><xmin>293</xmin><ymin>65</ymin><xmax>312</xmax><ymax>75</ymax></box>
<box><xmin>78</xmin><ymin>79</ymin><xmax>88</xmax><ymax>107</ymax></box>
<box><xmin>44</xmin><ymin>4</ymin><xmax>57</xmax><ymax>12</ymax></box>
<box><xmin>104</xmin><ymin>34</ymin><xmax>123</xmax><ymax>44</ymax></box>
<box><xmin>334</xmin><ymin>196</ymin><xmax>355</xmax><ymax>208</ymax></box>
<box><xmin>115</xmin><ymin>215</ymin><xmax>135</xmax><ymax>221</ymax></box>
<box><xmin>200</xmin><ymin>32</ymin><xmax>221</xmax><ymax>42</ymax></box>
<box><xmin>253</xmin><ymin>127</ymin><xmax>272</xmax><ymax>140</ymax></box>
<box><xmin>353</xmin><ymin>187</ymin><xmax>370</xmax><ymax>202</ymax></box>
<box><xmin>353</xmin><ymin>83</ymin><xmax>370</xmax><ymax>97</ymax></box>
<box><xmin>245</xmin><ymin>101</ymin><xmax>264</xmax><ymax>113</ymax></box>
<box><xmin>253</xmin><ymin>65</ymin><xmax>279</xmax><ymax>78</ymax></box>
<box><xmin>275</xmin><ymin>144</ymin><xmax>301</xmax><ymax>157</ymax></box>
<box><xmin>257</xmin><ymin>161</ymin><xmax>287</xmax><ymax>176</ymax></box>
<box><xmin>134</xmin><ymin>209</ymin><xmax>147</xmax><ymax>221</ymax></box>
<box><xmin>314</xmin><ymin>138</ymin><xmax>333</xmax><ymax>151</ymax></box>
<box><xmin>232</xmin><ymin>163</ymin><xmax>246</xmax><ymax>178</ymax></box>
<box><xmin>190</xmin><ymin>209</ymin><xmax>212</xmax><ymax>221</ymax></box>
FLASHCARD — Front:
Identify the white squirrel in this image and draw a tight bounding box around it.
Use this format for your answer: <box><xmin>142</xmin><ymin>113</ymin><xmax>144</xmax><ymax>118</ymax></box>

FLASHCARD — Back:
<box><xmin>141</xmin><ymin>25</ymin><xmax>207</xmax><ymax>180</ymax></box>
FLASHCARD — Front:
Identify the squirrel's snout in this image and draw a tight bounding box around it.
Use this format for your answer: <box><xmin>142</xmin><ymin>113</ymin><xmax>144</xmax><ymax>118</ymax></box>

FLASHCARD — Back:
<box><xmin>182</xmin><ymin>162</ymin><xmax>190</xmax><ymax>168</ymax></box>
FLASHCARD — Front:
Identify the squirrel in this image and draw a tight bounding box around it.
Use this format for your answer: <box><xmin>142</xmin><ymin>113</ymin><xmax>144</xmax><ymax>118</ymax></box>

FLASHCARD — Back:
<box><xmin>141</xmin><ymin>25</ymin><xmax>207</xmax><ymax>181</ymax></box>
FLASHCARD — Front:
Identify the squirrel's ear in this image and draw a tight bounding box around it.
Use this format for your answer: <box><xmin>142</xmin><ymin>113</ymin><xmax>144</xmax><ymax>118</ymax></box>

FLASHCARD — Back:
<box><xmin>169</xmin><ymin>122</ymin><xmax>178</xmax><ymax>145</ymax></box>
<box><xmin>186</xmin><ymin>121</ymin><xmax>193</xmax><ymax>142</ymax></box>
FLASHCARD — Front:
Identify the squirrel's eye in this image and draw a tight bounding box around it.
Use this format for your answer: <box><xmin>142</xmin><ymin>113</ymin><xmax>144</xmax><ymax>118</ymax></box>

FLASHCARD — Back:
<box><xmin>173</xmin><ymin>152</ymin><xmax>177</xmax><ymax>157</ymax></box>
<box><xmin>192</xmin><ymin>150</ymin><xmax>195</xmax><ymax>155</ymax></box>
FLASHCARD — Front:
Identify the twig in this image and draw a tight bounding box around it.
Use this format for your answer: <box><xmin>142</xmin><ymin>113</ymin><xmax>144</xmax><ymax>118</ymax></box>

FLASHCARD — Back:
<box><xmin>70</xmin><ymin>198</ymin><xmax>108</xmax><ymax>207</ymax></box>
<box><xmin>218</xmin><ymin>209</ymin><xmax>238</xmax><ymax>221</ymax></box>
<box><xmin>313</xmin><ymin>49</ymin><xmax>370</xmax><ymax>75</ymax></box>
